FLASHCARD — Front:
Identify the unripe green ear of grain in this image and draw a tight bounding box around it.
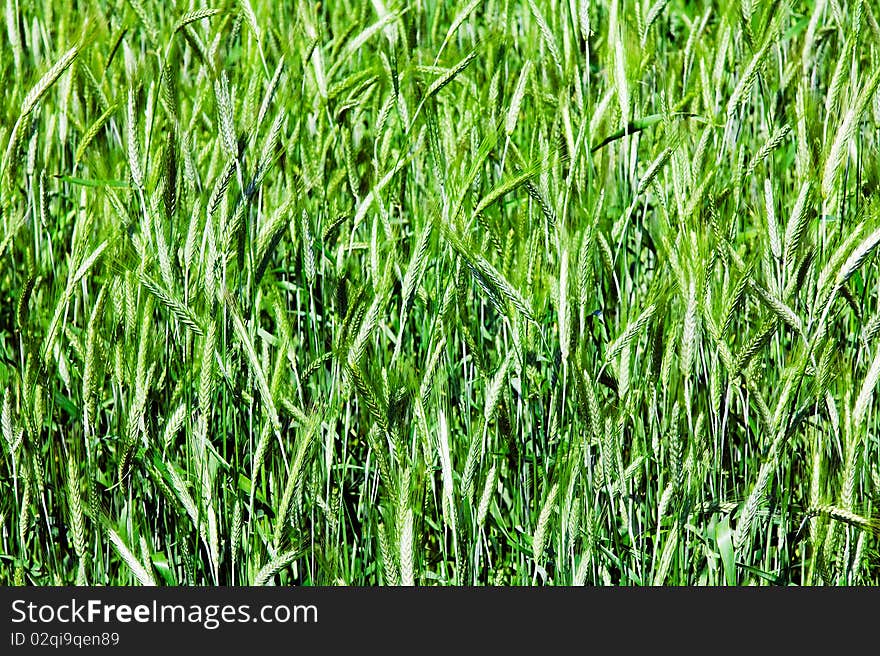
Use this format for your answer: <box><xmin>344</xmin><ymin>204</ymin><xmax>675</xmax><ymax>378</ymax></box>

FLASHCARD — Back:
<box><xmin>1</xmin><ymin>0</ymin><xmax>879</xmax><ymax>588</ymax></box>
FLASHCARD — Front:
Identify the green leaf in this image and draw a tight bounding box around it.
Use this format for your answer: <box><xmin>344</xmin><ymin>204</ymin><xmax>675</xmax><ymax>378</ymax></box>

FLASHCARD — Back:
<box><xmin>715</xmin><ymin>515</ymin><xmax>736</xmax><ymax>586</ymax></box>
<box><xmin>590</xmin><ymin>113</ymin><xmax>698</xmax><ymax>152</ymax></box>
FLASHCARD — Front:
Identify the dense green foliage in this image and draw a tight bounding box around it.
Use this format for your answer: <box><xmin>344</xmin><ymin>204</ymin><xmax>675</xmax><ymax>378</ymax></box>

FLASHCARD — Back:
<box><xmin>1</xmin><ymin>0</ymin><xmax>879</xmax><ymax>585</ymax></box>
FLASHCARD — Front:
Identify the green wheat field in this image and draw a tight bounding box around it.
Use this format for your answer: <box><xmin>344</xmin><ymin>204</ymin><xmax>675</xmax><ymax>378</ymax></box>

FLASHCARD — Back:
<box><xmin>1</xmin><ymin>0</ymin><xmax>879</xmax><ymax>586</ymax></box>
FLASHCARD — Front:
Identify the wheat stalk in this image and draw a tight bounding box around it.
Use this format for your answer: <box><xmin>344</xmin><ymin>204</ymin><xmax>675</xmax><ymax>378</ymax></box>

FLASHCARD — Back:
<box><xmin>533</xmin><ymin>482</ymin><xmax>559</xmax><ymax>565</ymax></box>
<box><xmin>506</xmin><ymin>60</ymin><xmax>532</xmax><ymax>137</ymax></box>
<box><xmin>853</xmin><ymin>343</ymin><xmax>880</xmax><ymax>426</ymax></box>
<box><xmin>606</xmin><ymin>303</ymin><xmax>657</xmax><ymax>362</ymax></box>
<box><xmin>253</xmin><ymin>547</ymin><xmax>303</xmax><ymax>585</ymax></box>
<box><xmin>2</xmin><ymin>45</ymin><xmax>79</xmax><ymax>181</ymax></box>
<box><xmin>399</xmin><ymin>507</ymin><xmax>415</xmax><ymax>586</ymax></box>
